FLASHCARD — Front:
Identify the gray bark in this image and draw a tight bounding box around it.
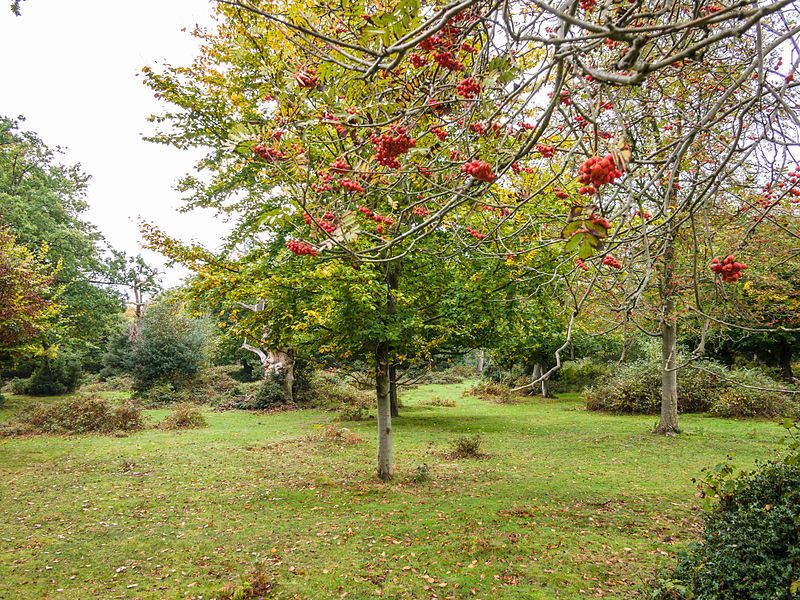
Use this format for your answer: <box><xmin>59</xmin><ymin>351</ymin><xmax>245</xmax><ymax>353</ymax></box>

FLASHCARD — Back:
<box><xmin>376</xmin><ymin>343</ymin><xmax>392</xmax><ymax>481</ymax></box>
<box><xmin>656</xmin><ymin>236</ymin><xmax>680</xmax><ymax>434</ymax></box>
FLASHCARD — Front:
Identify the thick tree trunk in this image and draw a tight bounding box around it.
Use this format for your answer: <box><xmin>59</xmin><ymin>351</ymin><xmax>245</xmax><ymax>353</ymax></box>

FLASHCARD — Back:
<box><xmin>656</xmin><ymin>234</ymin><xmax>680</xmax><ymax>434</ymax></box>
<box><xmin>778</xmin><ymin>338</ymin><xmax>795</xmax><ymax>382</ymax></box>
<box><xmin>376</xmin><ymin>343</ymin><xmax>393</xmax><ymax>481</ymax></box>
<box><xmin>389</xmin><ymin>363</ymin><xmax>399</xmax><ymax>417</ymax></box>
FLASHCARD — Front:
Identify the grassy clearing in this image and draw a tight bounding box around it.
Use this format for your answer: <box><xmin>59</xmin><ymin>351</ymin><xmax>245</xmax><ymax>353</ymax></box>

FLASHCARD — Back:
<box><xmin>0</xmin><ymin>383</ymin><xmax>788</xmax><ymax>599</ymax></box>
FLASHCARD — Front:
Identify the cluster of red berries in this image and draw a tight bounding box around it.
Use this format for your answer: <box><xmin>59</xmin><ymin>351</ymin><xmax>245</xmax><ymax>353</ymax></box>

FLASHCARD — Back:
<box><xmin>295</xmin><ymin>68</ymin><xmax>318</xmax><ymax>89</ymax></box>
<box><xmin>412</xmin><ymin>205</ymin><xmax>430</xmax><ymax>217</ymax></box>
<box><xmin>371</xmin><ymin>127</ymin><xmax>416</xmax><ymax>169</ymax></box>
<box><xmin>576</xmin><ymin>258</ymin><xmax>589</xmax><ymax>272</ymax></box>
<box><xmin>253</xmin><ymin>145</ymin><xmax>286</xmax><ymax>162</ymax></box>
<box><xmin>339</xmin><ymin>178</ymin><xmax>364</xmax><ymax>193</ymax></box>
<box><xmin>456</xmin><ymin>77</ymin><xmax>481</xmax><ymax>98</ymax></box>
<box><xmin>409</xmin><ymin>53</ymin><xmax>428</xmax><ymax>68</ymax></box>
<box><xmin>431</xmin><ymin>127</ymin><xmax>448</xmax><ymax>141</ymax></box>
<box><xmin>603</xmin><ymin>255</ymin><xmax>622</xmax><ymax>269</ymax></box>
<box><xmin>330</xmin><ymin>158</ymin><xmax>350</xmax><ymax>173</ymax></box>
<box><xmin>357</xmin><ymin>206</ymin><xmax>394</xmax><ymax>231</ymax></box>
<box><xmin>553</xmin><ymin>188</ymin><xmax>570</xmax><ymax>199</ymax></box>
<box><xmin>634</xmin><ymin>209</ymin><xmax>652</xmax><ymax>220</ymax></box>
<box><xmin>466</xmin><ymin>228</ymin><xmax>486</xmax><ymax>239</ymax></box>
<box><xmin>711</xmin><ymin>255</ymin><xmax>747</xmax><ymax>283</ymax></box>
<box><xmin>578</xmin><ymin>154</ymin><xmax>622</xmax><ymax>195</ymax></box>
<box><xmin>536</xmin><ymin>144</ymin><xmax>556</xmax><ymax>158</ymax></box>
<box><xmin>469</xmin><ymin>122</ymin><xmax>485</xmax><ymax>135</ymax></box>
<box><xmin>462</xmin><ymin>160</ymin><xmax>496</xmax><ymax>182</ymax></box>
<box><xmin>286</xmin><ymin>240</ymin><xmax>318</xmax><ymax>256</ymax></box>
<box><xmin>432</xmin><ymin>50</ymin><xmax>464</xmax><ymax>71</ymax></box>
<box><xmin>311</xmin><ymin>170</ymin><xmax>334</xmax><ymax>193</ymax></box>
<box><xmin>580</xmin><ymin>0</ymin><xmax>597</xmax><ymax>12</ymax></box>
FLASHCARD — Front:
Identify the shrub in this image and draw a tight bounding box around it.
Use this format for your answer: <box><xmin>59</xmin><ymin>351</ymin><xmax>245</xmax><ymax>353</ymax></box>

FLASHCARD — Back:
<box><xmin>449</xmin><ymin>434</ymin><xmax>484</xmax><ymax>458</ymax></box>
<box><xmin>1</xmin><ymin>396</ymin><xmax>144</xmax><ymax>436</ymax></box>
<box><xmin>584</xmin><ymin>359</ymin><xmax>799</xmax><ymax>417</ymax></box>
<box><xmin>141</xmin><ymin>381</ymin><xmax>176</xmax><ymax>406</ymax></box>
<box><xmin>9</xmin><ymin>378</ymin><xmax>29</xmax><ymax>395</ymax></box>
<box><xmin>254</xmin><ymin>372</ymin><xmax>290</xmax><ymax>409</ymax></box>
<box><xmin>548</xmin><ymin>358</ymin><xmax>612</xmax><ymax>394</ymax></box>
<box><xmin>219</xmin><ymin>561</ymin><xmax>279</xmax><ymax>599</ymax></box>
<box><xmin>319</xmin><ymin>424</ymin><xmax>362</xmax><ymax>445</ymax></box>
<box><xmin>416</xmin><ymin>365</ymin><xmax>474</xmax><ymax>385</ymax></box>
<box><xmin>650</xmin><ymin>459</ymin><xmax>800</xmax><ymax>599</ymax></box>
<box><xmin>406</xmin><ymin>463</ymin><xmax>432</xmax><ymax>484</ymax></box>
<box><xmin>710</xmin><ymin>387</ymin><xmax>800</xmax><ymax>417</ymax></box>
<box><xmin>80</xmin><ymin>374</ymin><xmax>134</xmax><ymax>394</ymax></box>
<box><xmin>21</xmin><ymin>352</ymin><xmax>82</xmax><ymax>396</ymax></box>
<box><xmin>130</xmin><ymin>302</ymin><xmax>210</xmax><ymax>393</ymax></box>
<box><xmin>159</xmin><ymin>403</ymin><xmax>207</xmax><ymax>430</ymax></box>
<box><xmin>420</xmin><ymin>395</ymin><xmax>456</xmax><ymax>407</ymax></box>
<box><xmin>464</xmin><ymin>382</ymin><xmax>517</xmax><ymax>403</ymax></box>
<box><xmin>310</xmin><ymin>371</ymin><xmax>374</xmax><ymax>418</ymax></box>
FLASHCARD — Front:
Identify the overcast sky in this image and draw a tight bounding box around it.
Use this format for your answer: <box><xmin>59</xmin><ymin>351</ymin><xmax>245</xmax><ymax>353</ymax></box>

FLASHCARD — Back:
<box><xmin>1</xmin><ymin>1</ymin><xmax>225</xmax><ymax>287</ymax></box>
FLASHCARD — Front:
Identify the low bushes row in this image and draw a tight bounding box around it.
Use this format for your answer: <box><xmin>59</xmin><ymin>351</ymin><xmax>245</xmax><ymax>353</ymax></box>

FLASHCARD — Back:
<box><xmin>0</xmin><ymin>396</ymin><xmax>206</xmax><ymax>436</ymax></box>
<box><xmin>584</xmin><ymin>360</ymin><xmax>799</xmax><ymax>418</ymax></box>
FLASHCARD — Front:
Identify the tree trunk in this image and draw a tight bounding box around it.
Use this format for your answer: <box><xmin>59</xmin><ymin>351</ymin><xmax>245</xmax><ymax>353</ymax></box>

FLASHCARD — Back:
<box><xmin>656</xmin><ymin>234</ymin><xmax>680</xmax><ymax>434</ymax></box>
<box><xmin>389</xmin><ymin>363</ymin><xmax>399</xmax><ymax>417</ymax></box>
<box><xmin>477</xmin><ymin>349</ymin><xmax>485</xmax><ymax>375</ymax></box>
<box><xmin>778</xmin><ymin>338</ymin><xmax>795</xmax><ymax>382</ymax></box>
<box><xmin>532</xmin><ymin>363</ymin><xmax>543</xmax><ymax>397</ymax></box>
<box><xmin>376</xmin><ymin>343</ymin><xmax>393</xmax><ymax>481</ymax></box>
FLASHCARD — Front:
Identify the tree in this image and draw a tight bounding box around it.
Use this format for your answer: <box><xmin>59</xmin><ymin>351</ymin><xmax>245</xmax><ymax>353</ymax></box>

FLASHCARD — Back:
<box><xmin>0</xmin><ymin>116</ymin><xmax>125</xmax><ymax>372</ymax></box>
<box><xmin>129</xmin><ymin>300</ymin><xmax>210</xmax><ymax>392</ymax></box>
<box><xmin>143</xmin><ymin>0</ymin><xmax>800</xmax><ymax>460</ymax></box>
<box><xmin>0</xmin><ymin>226</ymin><xmax>60</xmax><ymax>360</ymax></box>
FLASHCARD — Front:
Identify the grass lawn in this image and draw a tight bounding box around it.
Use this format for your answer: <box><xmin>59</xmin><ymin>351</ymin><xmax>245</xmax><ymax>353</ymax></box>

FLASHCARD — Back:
<box><xmin>0</xmin><ymin>383</ymin><xmax>789</xmax><ymax>599</ymax></box>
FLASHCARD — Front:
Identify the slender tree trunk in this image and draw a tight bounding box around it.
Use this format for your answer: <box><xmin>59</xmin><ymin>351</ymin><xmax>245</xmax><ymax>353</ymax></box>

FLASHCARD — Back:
<box><xmin>477</xmin><ymin>349</ymin><xmax>485</xmax><ymax>375</ymax></box>
<box><xmin>656</xmin><ymin>235</ymin><xmax>680</xmax><ymax>434</ymax></box>
<box><xmin>375</xmin><ymin>260</ymin><xmax>399</xmax><ymax>480</ymax></box>
<box><xmin>376</xmin><ymin>342</ymin><xmax>392</xmax><ymax>481</ymax></box>
<box><xmin>389</xmin><ymin>363</ymin><xmax>399</xmax><ymax>417</ymax></box>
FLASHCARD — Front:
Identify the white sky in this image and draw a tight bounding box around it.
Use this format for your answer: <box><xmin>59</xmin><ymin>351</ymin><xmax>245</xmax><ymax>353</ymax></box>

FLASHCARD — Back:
<box><xmin>0</xmin><ymin>0</ymin><xmax>226</xmax><ymax>288</ymax></box>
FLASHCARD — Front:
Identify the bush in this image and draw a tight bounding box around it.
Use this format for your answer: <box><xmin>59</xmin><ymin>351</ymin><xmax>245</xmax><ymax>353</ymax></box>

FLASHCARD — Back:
<box><xmin>254</xmin><ymin>372</ymin><xmax>290</xmax><ymax>409</ymax></box>
<box><xmin>1</xmin><ymin>396</ymin><xmax>144</xmax><ymax>436</ymax></box>
<box><xmin>406</xmin><ymin>463</ymin><xmax>432</xmax><ymax>484</ymax></box>
<box><xmin>141</xmin><ymin>381</ymin><xmax>177</xmax><ymax>406</ymax></box>
<box><xmin>20</xmin><ymin>352</ymin><xmax>83</xmax><ymax>396</ymax></box>
<box><xmin>159</xmin><ymin>403</ymin><xmax>207</xmax><ymax>430</ymax></box>
<box><xmin>449</xmin><ymin>434</ymin><xmax>484</xmax><ymax>458</ymax></box>
<box><xmin>319</xmin><ymin>424</ymin><xmax>362</xmax><ymax>445</ymax></box>
<box><xmin>710</xmin><ymin>385</ymin><xmax>799</xmax><ymax>419</ymax></box>
<box><xmin>420</xmin><ymin>395</ymin><xmax>456</xmax><ymax>407</ymax></box>
<box><xmin>650</xmin><ymin>459</ymin><xmax>800</xmax><ymax>599</ymax></box>
<box><xmin>9</xmin><ymin>378</ymin><xmax>29</xmax><ymax>395</ymax></box>
<box><xmin>584</xmin><ymin>359</ymin><xmax>799</xmax><ymax>417</ymax></box>
<box><xmin>310</xmin><ymin>371</ymin><xmax>374</xmax><ymax>419</ymax></box>
<box><xmin>548</xmin><ymin>358</ymin><xmax>611</xmax><ymax>394</ymax></box>
<box><xmin>80</xmin><ymin>374</ymin><xmax>134</xmax><ymax>394</ymax></box>
<box><xmin>464</xmin><ymin>381</ymin><xmax>518</xmax><ymax>403</ymax></box>
<box><xmin>219</xmin><ymin>561</ymin><xmax>279</xmax><ymax>599</ymax></box>
<box><xmin>129</xmin><ymin>302</ymin><xmax>210</xmax><ymax>393</ymax></box>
